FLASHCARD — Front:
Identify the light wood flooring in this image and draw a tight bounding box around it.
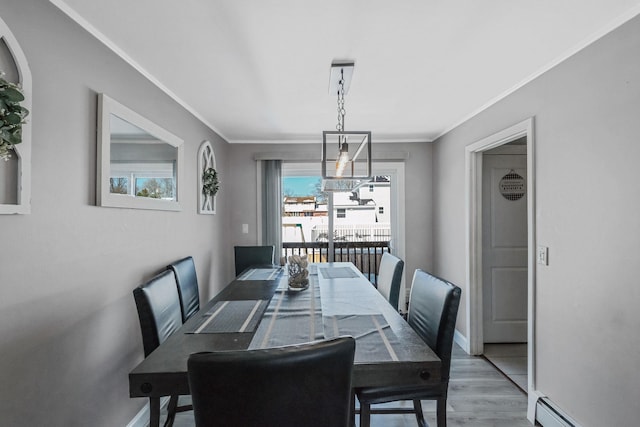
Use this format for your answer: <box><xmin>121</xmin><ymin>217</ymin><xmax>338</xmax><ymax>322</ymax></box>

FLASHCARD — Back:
<box><xmin>483</xmin><ymin>343</ymin><xmax>528</xmax><ymax>393</ymax></box>
<box><xmin>163</xmin><ymin>344</ymin><xmax>533</xmax><ymax>427</ymax></box>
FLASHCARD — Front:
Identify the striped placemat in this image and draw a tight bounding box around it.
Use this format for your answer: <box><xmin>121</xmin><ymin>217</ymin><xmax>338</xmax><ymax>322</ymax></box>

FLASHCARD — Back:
<box><xmin>185</xmin><ymin>300</ymin><xmax>268</xmax><ymax>334</ymax></box>
<box><xmin>237</xmin><ymin>267</ymin><xmax>282</xmax><ymax>281</ymax></box>
<box><xmin>319</xmin><ymin>266</ymin><xmax>359</xmax><ymax>279</ymax></box>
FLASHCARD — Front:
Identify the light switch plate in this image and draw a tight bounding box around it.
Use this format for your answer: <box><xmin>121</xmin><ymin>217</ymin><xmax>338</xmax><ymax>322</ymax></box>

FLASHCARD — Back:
<box><xmin>242</xmin><ymin>223</ymin><xmax>249</xmax><ymax>234</ymax></box>
<box><xmin>537</xmin><ymin>246</ymin><xmax>548</xmax><ymax>265</ymax></box>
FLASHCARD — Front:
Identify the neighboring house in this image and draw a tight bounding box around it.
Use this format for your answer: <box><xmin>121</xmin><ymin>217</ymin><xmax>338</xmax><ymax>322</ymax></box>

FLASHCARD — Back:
<box><xmin>358</xmin><ymin>176</ymin><xmax>391</xmax><ymax>224</ymax></box>
<box><xmin>283</xmin><ymin>196</ymin><xmax>320</xmax><ymax>217</ymax></box>
<box><xmin>282</xmin><ymin>178</ymin><xmax>391</xmax><ymax>242</ymax></box>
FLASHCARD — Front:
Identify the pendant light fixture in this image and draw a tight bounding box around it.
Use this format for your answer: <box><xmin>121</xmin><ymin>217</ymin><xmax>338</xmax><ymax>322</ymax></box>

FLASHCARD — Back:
<box><xmin>321</xmin><ymin>61</ymin><xmax>371</xmax><ymax>192</ymax></box>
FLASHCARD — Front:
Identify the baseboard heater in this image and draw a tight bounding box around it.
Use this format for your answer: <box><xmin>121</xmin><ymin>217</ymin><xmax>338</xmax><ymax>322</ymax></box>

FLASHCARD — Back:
<box><xmin>536</xmin><ymin>397</ymin><xmax>580</xmax><ymax>427</ymax></box>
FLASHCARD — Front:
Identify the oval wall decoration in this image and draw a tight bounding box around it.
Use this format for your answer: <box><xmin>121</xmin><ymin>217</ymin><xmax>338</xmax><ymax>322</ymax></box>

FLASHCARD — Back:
<box><xmin>499</xmin><ymin>170</ymin><xmax>525</xmax><ymax>201</ymax></box>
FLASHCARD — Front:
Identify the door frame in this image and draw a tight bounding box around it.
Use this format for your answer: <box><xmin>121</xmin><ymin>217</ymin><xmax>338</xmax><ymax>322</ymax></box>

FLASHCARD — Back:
<box><xmin>464</xmin><ymin>118</ymin><xmax>536</xmax><ymax>402</ymax></box>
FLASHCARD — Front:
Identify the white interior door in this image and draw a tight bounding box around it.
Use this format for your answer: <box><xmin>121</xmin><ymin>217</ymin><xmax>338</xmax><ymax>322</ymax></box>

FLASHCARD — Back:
<box><xmin>482</xmin><ymin>152</ymin><xmax>527</xmax><ymax>343</ymax></box>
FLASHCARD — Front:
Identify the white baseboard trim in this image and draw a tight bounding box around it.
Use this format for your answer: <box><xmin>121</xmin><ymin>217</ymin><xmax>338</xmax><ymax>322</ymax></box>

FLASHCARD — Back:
<box><xmin>536</xmin><ymin>397</ymin><xmax>582</xmax><ymax>427</ymax></box>
<box><xmin>528</xmin><ymin>390</ymin><xmax>544</xmax><ymax>423</ymax></box>
<box><xmin>453</xmin><ymin>329</ymin><xmax>470</xmax><ymax>354</ymax></box>
<box><xmin>127</xmin><ymin>397</ymin><xmax>170</xmax><ymax>427</ymax></box>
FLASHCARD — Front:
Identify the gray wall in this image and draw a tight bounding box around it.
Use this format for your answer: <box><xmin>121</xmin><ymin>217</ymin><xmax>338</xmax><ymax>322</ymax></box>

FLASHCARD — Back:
<box><xmin>433</xmin><ymin>14</ymin><xmax>640</xmax><ymax>426</ymax></box>
<box><xmin>0</xmin><ymin>1</ymin><xmax>232</xmax><ymax>425</ymax></box>
<box><xmin>226</xmin><ymin>142</ymin><xmax>434</xmax><ymax>300</ymax></box>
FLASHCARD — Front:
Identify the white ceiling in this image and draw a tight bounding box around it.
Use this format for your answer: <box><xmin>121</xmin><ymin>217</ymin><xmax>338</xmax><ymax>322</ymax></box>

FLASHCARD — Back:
<box><xmin>53</xmin><ymin>0</ymin><xmax>640</xmax><ymax>144</ymax></box>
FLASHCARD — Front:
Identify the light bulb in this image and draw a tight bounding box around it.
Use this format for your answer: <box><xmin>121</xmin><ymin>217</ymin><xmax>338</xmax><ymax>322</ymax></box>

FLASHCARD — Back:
<box><xmin>335</xmin><ymin>142</ymin><xmax>349</xmax><ymax>177</ymax></box>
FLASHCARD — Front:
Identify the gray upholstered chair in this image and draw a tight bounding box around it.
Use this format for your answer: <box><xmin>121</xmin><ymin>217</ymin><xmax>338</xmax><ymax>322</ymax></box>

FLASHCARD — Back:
<box><xmin>167</xmin><ymin>256</ymin><xmax>200</xmax><ymax>323</ymax></box>
<box><xmin>356</xmin><ymin>269</ymin><xmax>461</xmax><ymax>427</ymax></box>
<box><xmin>234</xmin><ymin>245</ymin><xmax>275</xmax><ymax>276</ymax></box>
<box><xmin>188</xmin><ymin>337</ymin><xmax>356</xmax><ymax>427</ymax></box>
<box><xmin>133</xmin><ymin>270</ymin><xmax>191</xmax><ymax>427</ymax></box>
<box><xmin>376</xmin><ymin>252</ymin><xmax>404</xmax><ymax>311</ymax></box>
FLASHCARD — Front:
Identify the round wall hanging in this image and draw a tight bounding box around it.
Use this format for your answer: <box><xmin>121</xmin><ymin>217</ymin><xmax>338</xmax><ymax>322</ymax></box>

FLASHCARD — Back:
<box><xmin>499</xmin><ymin>170</ymin><xmax>525</xmax><ymax>201</ymax></box>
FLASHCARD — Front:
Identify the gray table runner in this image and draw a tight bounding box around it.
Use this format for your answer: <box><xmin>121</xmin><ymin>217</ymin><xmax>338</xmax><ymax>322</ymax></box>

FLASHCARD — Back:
<box><xmin>323</xmin><ymin>314</ymin><xmax>406</xmax><ymax>363</ymax></box>
<box><xmin>237</xmin><ymin>267</ymin><xmax>282</xmax><ymax>281</ymax></box>
<box><xmin>185</xmin><ymin>300</ymin><xmax>268</xmax><ymax>334</ymax></box>
<box><xmin>319</xmin><ymin>266</ymin><xmax>359</xmax><ymax>279</ymax></box>
<box><xmin>249</xmin><ymin>275</ymin><xmax>323</xmax><ymax>349</ymax></box>
<box><xmin>249</xmin><ymin>274</ymin><xmax>404</xmax><ymax>364</ymax></box>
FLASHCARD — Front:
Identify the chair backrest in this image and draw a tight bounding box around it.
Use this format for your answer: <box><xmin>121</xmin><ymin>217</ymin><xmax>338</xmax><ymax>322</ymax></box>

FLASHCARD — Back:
<box><xmin>133</xmin><ymin>270</ymin><xmax>183</xmax><ymax>357</ymax></box>
<box><xmin>234</xmin><ymin>245</ymin><xmax>275</xmax><ymax>276</ymax></box>
<box><xmin>167</xmin><ymin>256</ymin><xmax>200</xmax><ymax>323</ymax></box>
<box><xmin>376</xmin><ymin>252</ymin><xmax>404</xmax><ymax>310</ymax></box>
<box><xmin>407</xmin><ymin>269</ymin><xmax>461</xmax><ymax>382</ymax></box>
<box><xmin>188</xmin><ymin>337</ymin><xmax>356</xmax><ymax>427</ymax></box>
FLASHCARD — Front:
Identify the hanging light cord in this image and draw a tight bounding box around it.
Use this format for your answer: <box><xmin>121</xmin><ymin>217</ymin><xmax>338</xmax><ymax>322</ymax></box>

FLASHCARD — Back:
<box><xmin>336</xmin><ymin>70</ymin><xmax>346</xmax><ymax>133</ymax></box>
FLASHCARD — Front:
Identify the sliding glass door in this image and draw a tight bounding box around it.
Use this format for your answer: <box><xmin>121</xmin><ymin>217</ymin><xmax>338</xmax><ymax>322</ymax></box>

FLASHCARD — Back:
<box><xmin>281</xmin><ymin>162</ymin><xmax>404</xmax><ymax>284</ymax></box>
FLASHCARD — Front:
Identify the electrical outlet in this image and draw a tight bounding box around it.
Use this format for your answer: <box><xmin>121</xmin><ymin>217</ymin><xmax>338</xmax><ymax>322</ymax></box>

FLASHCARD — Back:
<box><xmin>537</xmin><ymin>246</ymin><xmax>548</xmax><ymax>265</ymax></box>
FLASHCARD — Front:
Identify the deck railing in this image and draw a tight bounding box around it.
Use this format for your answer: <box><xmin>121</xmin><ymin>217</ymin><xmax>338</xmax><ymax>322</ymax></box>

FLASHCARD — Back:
<box><xmin>281</xmin><ymin>241</ymin><xmax>391</xmax><ymax>285</ymax></box>
<box><xmin>311</xmin><ymin>223</ymin><xmax>391</xmax><ymax>242</ymax></box>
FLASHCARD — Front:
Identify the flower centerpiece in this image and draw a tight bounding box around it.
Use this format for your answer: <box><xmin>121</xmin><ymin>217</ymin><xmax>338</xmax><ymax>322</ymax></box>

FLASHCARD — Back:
<box><xmin>0</xmin><ymin>72</ymin><xmax>29</xmax><ymax>161</ymax></box>
<box><xmin>287</xmin><ymin>254</ymin><xmax>309</xmax><ymax>291</ymax></box>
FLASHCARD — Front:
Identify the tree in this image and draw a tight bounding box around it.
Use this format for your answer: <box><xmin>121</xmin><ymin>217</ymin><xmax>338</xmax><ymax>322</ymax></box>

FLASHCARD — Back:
<box><xmin>136</xmin><ymin>178</ymin><xmax>175</xmax><ymax>199</ymax></box>
<box><xmin>313</xmin><ymin>180</ymin><xmax>328</xmax><ymax>204</ymax></box>
<box><xmin>110</xmin><ymin>177</ymin><xmax>129</xmax><ymax>194</ymax></box>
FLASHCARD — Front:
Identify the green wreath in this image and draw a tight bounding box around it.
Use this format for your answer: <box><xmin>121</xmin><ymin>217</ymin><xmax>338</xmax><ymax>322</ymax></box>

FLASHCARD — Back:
<box><xmin>0</xmin><ymin>73</ymin><xmax>29</xmax><ymax>161</ymax></box>
<box><xmin>202</xmin><ymin>167</ymin><xmax>219</xmax><ymax>197</ymax></box>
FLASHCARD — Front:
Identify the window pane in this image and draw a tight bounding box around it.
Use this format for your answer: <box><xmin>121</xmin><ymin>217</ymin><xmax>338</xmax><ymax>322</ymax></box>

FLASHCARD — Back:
<box><xmin>109</xmin><ymin>177</ymin><xmax>129</xmax><ymax>194</ymax></box>
<box><xmin>280</xmin><ymin>165</ymin><xmax>398</xmax><ymax>289</ymax></box>
<box><xmin>332</xmin><ymin>176</ymin><xmax>390</xmax><ymax>240</ymax></box>
<box><xmin>282</xmin><ymin>176</ymin><xmax>327</xmax><ymax>242</ymax></box>
<box><xmin>135</xmin><ymin>177</ymin><xmax>175</xmax><ymax>200</ymax></box>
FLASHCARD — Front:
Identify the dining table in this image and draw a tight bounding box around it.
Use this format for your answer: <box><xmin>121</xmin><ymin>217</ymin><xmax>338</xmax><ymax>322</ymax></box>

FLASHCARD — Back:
<box><xmin>129</xmin><ymin>262</ymin><xmax>441</xmax><ymax>427</ymax></box>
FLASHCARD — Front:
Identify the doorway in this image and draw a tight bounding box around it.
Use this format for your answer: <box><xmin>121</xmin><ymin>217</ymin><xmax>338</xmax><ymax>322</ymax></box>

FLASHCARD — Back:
<box><xmin>464</xmin><ymin>118</ymin><xmax>536</xmax><ymax>416</ymax></box>
<box><xmin>481</xmin><ymin>141</ymin><xmax>528</xmax><ymax>392</ymax></box>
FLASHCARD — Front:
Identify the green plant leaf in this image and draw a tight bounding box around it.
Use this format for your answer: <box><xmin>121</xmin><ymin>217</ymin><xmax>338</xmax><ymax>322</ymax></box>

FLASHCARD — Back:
<box><xmin>7</xmin><ymin>132</ymin><xmax>21</xmax><ymax>145</ymax></box>
<box><xmin>1</xmin><ymin>87</ymin><xmax>25</xmax><ymax>102</ymax></box>
<box><xmin>4</xmin><ymin>113</ymin><xmax>21</xmax><ymax>124</ymax></box>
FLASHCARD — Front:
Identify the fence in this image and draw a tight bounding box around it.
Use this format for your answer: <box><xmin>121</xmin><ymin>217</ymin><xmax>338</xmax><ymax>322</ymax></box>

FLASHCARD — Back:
<box><xmin>311</xmin><ymin>223</ymin><xmax>391</xmax><ymax>242</ymax></box>
<box><xmin>281</xmin><ymin>241</ymin><xmax>391</xmax><ymax>285</ymax></box>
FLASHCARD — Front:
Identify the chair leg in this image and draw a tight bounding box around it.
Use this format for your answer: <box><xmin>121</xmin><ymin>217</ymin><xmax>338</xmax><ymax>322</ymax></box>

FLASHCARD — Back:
<box><xmin>359</xmin><ymin>402</ymin><xmax>371</xmax><ymax>427</ymax></box>
<box><xmin>436</xmin><ymin>398</ymin><xmax>447</xmax><ymax>427</ymax></box>
<box><xmin>413</xmin><ymin>399</ymin><xmax>428</xmax><ymax>427</ymax></box>
<box><xmin>350</xmin><ymin>391</ymin><xmax>356</xmax><ymax>427</ymax></box>
<box><xmin>163</xmin><ymin>394</ymin><xmax>179</xmax><ymax>427</ymax></box>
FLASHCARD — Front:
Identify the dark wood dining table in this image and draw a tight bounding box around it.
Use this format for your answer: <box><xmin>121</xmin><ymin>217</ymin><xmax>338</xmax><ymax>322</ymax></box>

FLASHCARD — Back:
<box><xmin>129</xmin><ymin>262</ymin><xmax>441</xmax><ymax>427</ymax></box>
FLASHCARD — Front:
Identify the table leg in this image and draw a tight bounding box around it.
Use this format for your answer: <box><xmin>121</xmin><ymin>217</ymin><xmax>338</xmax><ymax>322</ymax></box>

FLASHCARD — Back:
<box><xmin>149</xmin><ymin>397</ymin><xmax>160</xmax><ymax>427</ymax></box>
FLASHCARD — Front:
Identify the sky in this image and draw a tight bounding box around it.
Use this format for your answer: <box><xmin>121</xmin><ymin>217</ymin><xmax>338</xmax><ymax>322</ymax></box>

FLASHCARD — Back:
<box><xmin>282</xmin><ymin>176</ymin><xmax>320</xmax><ymax>196</ymax></box>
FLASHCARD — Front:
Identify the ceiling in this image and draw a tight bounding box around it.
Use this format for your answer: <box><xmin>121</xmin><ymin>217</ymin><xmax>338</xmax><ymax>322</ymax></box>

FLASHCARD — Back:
<box><xmin>53</xmin><ymin>0</ymin><xmax>640</xmax><ymax>144</ymax></box>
